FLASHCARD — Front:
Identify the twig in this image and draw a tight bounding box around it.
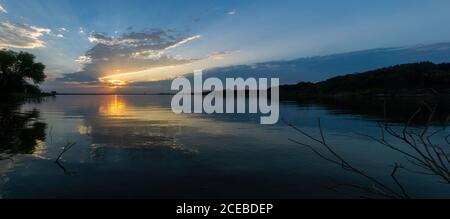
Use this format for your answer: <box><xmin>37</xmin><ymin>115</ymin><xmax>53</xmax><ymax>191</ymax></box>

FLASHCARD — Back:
<box><xmin>55</xmin><ymin>141</ymin><xmax>76</xmax><ymax>175</ymax></box>
<box><xmin>390</xmin><ymin>163</ymin><xmax>409</xmax><ymax>198</ymax></box>
<box><xmin>285</xmin><ymin>102</ymin><xmax>450</xmax><ymax>198</ymax></box>
<box><xmin>55</xmin><ymin>141</ymin><xmax>76</xmax><ymax>162</ymax></box>
<box><xmin>285</xmin><ymin>119</ymin><xmax>407</xmax><ymax>199</ymax></box>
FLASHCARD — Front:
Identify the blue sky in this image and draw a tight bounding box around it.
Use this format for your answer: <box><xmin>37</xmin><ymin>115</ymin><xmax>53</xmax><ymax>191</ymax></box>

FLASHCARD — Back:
<box><xmin>1</xmin><ymin>0</ymin><xmax>450</xmax><ymax>92</ymax></box>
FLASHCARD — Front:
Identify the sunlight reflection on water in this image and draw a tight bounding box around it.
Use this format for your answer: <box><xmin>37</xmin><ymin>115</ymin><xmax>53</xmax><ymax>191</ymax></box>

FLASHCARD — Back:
<box><xmin>0</xmin><ymin>95</ymin><xmax>448</xmax><ymax>198</ymax></box>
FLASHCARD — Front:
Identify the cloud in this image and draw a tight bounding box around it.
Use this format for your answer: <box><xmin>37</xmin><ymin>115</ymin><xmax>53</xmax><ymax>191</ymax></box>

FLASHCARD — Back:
<box><xmin>228</xmin><ymin>9</ymin><xmax>236</xmax><ymax>16</ymax></box>
<box><xmin>75</xmin><ymin>55</ymin><xmax>92</xmax><ymax>64</ymax></box>
<box><xmin>0</xmin><ymin>4</ymin><xmax>7</xmax><ymax>14</ymax></box>
<box><xmin>59</xmin><ymin>29</ymin><xmax>201</xmax><ymax>83</ymax></box>
<box><xmin>88</xmin><ymin>33</ymin><xmax>113</xmax><ymax>44</ymax></box>
<box><xmin>209</xmin><ymin>51</ymin><xmax>232</xmax><ymax>60</ymax></box>
<box><xmin>0</xmin><ymin>21</ymin><xmax>51</xmax><ymax>49</ymax></box>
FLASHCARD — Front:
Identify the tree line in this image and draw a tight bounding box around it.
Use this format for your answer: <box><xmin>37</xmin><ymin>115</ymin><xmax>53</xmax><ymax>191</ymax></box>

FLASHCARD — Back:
<box><xmin>0</xmin><ymin>50</ymin><xmax>47</xmax><ymax>100</ymax></box>
<box><xmin>280</xmin><ymin>62</ymin><xmax>450</xmax><ymax>97</ymax></box>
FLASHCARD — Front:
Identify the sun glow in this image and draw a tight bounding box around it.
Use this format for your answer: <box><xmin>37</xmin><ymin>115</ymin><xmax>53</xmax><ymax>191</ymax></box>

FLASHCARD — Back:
<box><xmin>98</xmin><ymin>65</ymin><xmax>179</xmax><ymax>83</ymax></box>
<box><xmin>99</xmin><ymin>78</ymin><xmax>129</xmax><ymax>88</ymax></box>
<box><xmin>108</xmin><ymin>79</ymin><xmax>127</xmax><ymax>86</ymax></box>
<box><xmin>93</xmin><ymin>52</ymin><xmax>239</xmax><ymax>90</ymax></box>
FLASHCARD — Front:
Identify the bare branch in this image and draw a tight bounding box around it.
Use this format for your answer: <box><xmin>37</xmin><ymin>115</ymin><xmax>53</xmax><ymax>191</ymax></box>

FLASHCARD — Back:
<box><xmin>286</xmin><ymin>102</ymin><xmax>450</xmax><ymax>198</ymax></box>
<box><xmin>287</xmin><ymin>120</ymin><xmax>406</xmax><ymax>199</ymax></box>
<box><xmin>55</xmin><ymin>141</ymin><xmax>77</xmax><ymax>175</ymax></box>
<box><xmin>390</xmin><ymin>163</ymin><xmax>409</xmax><ymax>198</ymax></box>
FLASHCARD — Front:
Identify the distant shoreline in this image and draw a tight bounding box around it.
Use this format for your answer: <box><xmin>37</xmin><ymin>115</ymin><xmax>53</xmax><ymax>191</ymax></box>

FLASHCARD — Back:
<box><xmin>48</xmin><ymin>61</ymin><xmax>450</xmax><ymax>98</ymax></box>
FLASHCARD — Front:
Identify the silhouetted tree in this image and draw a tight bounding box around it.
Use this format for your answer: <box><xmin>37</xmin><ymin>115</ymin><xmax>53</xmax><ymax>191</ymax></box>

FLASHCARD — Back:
<box><xmin>0</xmin><ymin>50</ymin><xmax>46</xmax><ymax>99</ymax></box>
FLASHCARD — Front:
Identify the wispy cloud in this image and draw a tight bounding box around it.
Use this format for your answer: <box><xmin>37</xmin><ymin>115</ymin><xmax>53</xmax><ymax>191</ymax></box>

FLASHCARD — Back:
<box><xmin>75</xmin><ymin>55</ymin><xmax>92</xmax><ymax>64</ymax></box>
<box><xmin>0</xmin><ymin>21</ymin><xmax>51</xmax><ymax>49</ymax></box>
<box><xmin>209</xmin><ymin>51</ymin><xmax>229</xmax><ymax>60</ymax></box>
<box><xmin>0</xmin><ymin>4</ymin><xmax>7</xmax><ymax>14</ymax></box>
<box><xmin>59</xmin><ymin>29</ymin><xmax>201</xmax><ymax>83</ymax></box>
<box><xmin>228</xmin><ymin>9</ymin><xmax>236</xmax><ymax>16</ymax></box>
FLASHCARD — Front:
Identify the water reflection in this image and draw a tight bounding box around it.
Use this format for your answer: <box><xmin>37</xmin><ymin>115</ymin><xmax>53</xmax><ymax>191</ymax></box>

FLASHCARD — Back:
<box><xmin>283</xmin><ymin>96</ymin><xmax>450</xmax><ymax>124</ymax></box>
<box><xmin>0</xmin><ymin>95</ymin><xmax>448</xmax><ymax>198</ymax></box>
<box><xmin>98</xmin><ymin>95</ymin><xmax>127</xmax><ymax>117</ymax></box>
<box><xmin>0</xmin><ymin>103</ymin><xmax>47</xmax><ymax>159</ymax></box>
<box><xmin>83</xmin><ymin>95</ymin><xmax>199</xmax><ymax>159</ymax></box>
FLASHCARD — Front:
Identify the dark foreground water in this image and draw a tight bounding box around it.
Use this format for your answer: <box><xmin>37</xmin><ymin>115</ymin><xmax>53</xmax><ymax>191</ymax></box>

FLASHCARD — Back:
<box><xmin>0</xmin><ymin>95</ymin><xmax>448</xmax><ymax>198</ymax></box>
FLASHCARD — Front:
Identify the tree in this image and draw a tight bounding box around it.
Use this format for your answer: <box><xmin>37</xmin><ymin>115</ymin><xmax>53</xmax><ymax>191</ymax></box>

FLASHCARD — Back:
<box><xmin>0</xmin><ymin>50</ymin><xmax>46</xmax><ymax>98</ymax></box>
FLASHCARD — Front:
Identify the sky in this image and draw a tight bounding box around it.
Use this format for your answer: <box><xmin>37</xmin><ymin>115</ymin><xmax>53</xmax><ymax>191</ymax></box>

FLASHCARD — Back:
<box><xmin>1</xmin><ymin>0</ymin><xmax>450</xmax><ymax>93</ymax></box>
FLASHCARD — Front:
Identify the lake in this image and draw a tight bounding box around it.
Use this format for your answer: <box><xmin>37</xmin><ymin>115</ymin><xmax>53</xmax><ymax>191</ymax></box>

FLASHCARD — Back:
<box><xmin>0</xmin><ymin>95</ymin><xmax>448</xmax><ymax>198</ymax></box>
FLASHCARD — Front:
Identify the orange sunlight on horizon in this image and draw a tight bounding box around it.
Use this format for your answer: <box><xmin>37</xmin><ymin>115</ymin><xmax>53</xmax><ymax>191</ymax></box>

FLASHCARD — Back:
<box><xmin>93</xmin><ymin>52</ymin><xmax>242</xmax><ymax>89</ymax></box>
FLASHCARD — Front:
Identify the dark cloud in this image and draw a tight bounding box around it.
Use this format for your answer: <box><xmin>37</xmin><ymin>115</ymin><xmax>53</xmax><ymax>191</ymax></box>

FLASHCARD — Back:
<box><xmin>55</xmin><ymin>71</ymin><xmax>98</xmax><ymax>83</ymax></box>
<box><xmin>59</xmin><ymin>29</ymin><xmax>201</xmax><ymax>83</ymax></box>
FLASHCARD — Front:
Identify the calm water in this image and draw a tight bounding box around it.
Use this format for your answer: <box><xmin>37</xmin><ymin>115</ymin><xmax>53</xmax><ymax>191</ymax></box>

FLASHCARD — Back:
<box><xmin>0</xmin><ymin>95</ymin><xmax>448</xmax><ymax>198</ymax></box>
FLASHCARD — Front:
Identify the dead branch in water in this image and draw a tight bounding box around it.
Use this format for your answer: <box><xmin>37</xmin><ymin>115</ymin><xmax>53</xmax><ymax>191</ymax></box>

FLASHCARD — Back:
<box><xmin>362</xmin><ymin>104</ymin><xmax>450</xmax><ymax>184</ymax></box>
<box><xmin>285</xmin><ymin>103</ymin><xmax>449</xmax><ymax>198</ymax></box>
<box><xmin>286</xmin><ymin>119</ymin><xmax>410</xmax><ymax>199</ymax></box>
<box><xmin>55</xmin><ymin>141</ymin><xmax>76</xmax><ymax>162</ymax></box>
<box><xmin>55</xmin><ymin>141</ymin><xmax>76</xmax><ymax>175</ymax></box>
